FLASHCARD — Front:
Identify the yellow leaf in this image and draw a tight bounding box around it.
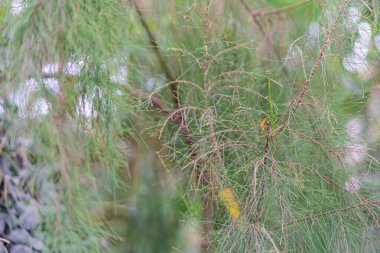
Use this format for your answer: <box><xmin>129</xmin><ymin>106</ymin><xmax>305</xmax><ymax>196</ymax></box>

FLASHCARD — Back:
<box><xmin>220</xmin><ymin>187</ymin><xmax>241</xmax><ymax>220</ymax></box>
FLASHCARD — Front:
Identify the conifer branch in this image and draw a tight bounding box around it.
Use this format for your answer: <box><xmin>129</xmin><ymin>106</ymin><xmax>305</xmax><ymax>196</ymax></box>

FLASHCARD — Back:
<box><xmin>274</xmin><ymin>0</ymin><xmax>350</xmax><ymax>136</ymax></box>
<box><xmin>244</xmin><ymin>0</ymin><xmax>312</xmax><ymax>18</ymax></box>
<box><xmin>290</xmin><ymin>0</ymin><xmax>349</xmax><ymax>116</ymax></box>
<box><xmin>130</xmin><ymin>0</ymin><xmax>180</xmax><ymax>107</ymax></box>
<box><xmin>254</xmin><ymin>121</ymin><xmax>271</xmax><ymax>221</ymax></box>
<box><xmin>273</xmin><ymin>200</ymin><xmax>380</xmax><ymax>229</ymax></box>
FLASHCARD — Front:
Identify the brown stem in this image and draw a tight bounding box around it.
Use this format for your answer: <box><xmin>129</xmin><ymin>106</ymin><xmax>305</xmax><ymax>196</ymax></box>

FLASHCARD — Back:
<box><xmin>135</xmin><ymin>89</ymin><xmax>215</xmax><ymax>249</ymax></box>
<box><xmin>240</xmin><ymin>0</ymin><xmax>288</xmax><ymax>76</ymax></box>
<box><xmin>267</xmin><ymin>0</ymin><xmax>350</xmax><ymax>140</ymax></box>
<box><xmin>42</xmin><ymin>69</ymin><xmax>215</xmax><ymax>185</ymax></box>
<box><xmin>275</xmin><ymin>0</ymin><xmax>350</xmax><ymax>135</ymax></box>
<box><xmin>254</xmin><ymin>121</ymin><xmax>271</xmax><ymax>221</ymax></box>
<box><xmin>273</xmin><ymin>200</ymin><xmax>380</xmax><ymax>229</ymax></box>
<box><xmin>207</xmin><ymin>108</ymin><xmax>227</xmax><ymax>173</ymax></box>
<box><xmin>132</xmin><ymin>88</ymin><xmax>218</xmax><ymax>248</ymax></box>
<box><xmin>249</xmin><ymin>0</ymin><xmax>312</xmax><ymax>18</ymax></box>
<box><xmin>130</xmin><ymin>0</ymin><xmax>180</xmax><ymax>107</ymax></box>
<box><xmin>130</xmin><ymin>2</ymin><xmax>218</xmax><ymax>247</ymax></box>
<box><xmin>201</xmin><ymin>191</ymin><xmax>215</xmax><ymax>251</ymax></box>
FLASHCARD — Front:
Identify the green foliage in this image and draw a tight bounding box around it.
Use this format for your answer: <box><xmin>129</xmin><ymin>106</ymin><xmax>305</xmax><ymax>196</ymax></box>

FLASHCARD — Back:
<box><xmin>0</xmin><ymin>0</ymin><xmax>379</xmax><ymax>252</ymax></box>
<box><xmin>267</xmin><ymin>0</ymin><xmax>306</xmax><ymax>8</ymax></box>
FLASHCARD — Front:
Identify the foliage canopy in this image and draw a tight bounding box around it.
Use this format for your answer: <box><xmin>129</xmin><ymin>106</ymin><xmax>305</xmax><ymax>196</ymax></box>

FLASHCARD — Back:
<box><xmin>0</xmin><ymin>0</ymin><xmax>379</xmax><ymax>252</ymax></box>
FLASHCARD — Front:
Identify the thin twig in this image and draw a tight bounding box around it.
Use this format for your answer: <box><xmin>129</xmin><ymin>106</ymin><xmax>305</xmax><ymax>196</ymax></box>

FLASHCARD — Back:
<box><xmin>274</xmin><ymin>0</ymin><xmax>350</xmax><ymax>136</ymax></box>
<box><xmin>131</xmin><ymin>89</ymin><xmax>205</xmax><ymax>168</ymax></box>
<box><xmin>132</xmin><ymin>87</ymin><xmax>218</xmax><ymax>250</ymax></box>
<box><xmin>251</xmin><ymin>0</ymin><xmax>311</xmax><ymax>18</ymax></box>
<box><xmin>129</xmin><ymin>1</ymin><xmax>206</xmax><ymax>183</ymax></box>
<box><xmin>273</xmin><ymin>200</ymin><xmax>380</xmax><ymax>229</ymax></box>
<box><xmin>254</xmin><ymin>224</ymin><xmax>280</xmax><ymax>253</ymax></box>
<box><xmin>291</xmin><ymin>0</ymin><xmax>349</xmax><ymax>116</ymax></box>
<box><xmin>130</xmin><ymin>0</ymin><xmax>180</xmax><ymax>107</ymax></box>
<box><xmin>207</xmin><ymin>108</ymin><xmax>227</xmax><ymax>174</ymax></box>
<box><xmin>254</xmin><ymin>121</ymin><xmax>271</xmax><ymax>221</ymax></box>
<box><xmin>240</xmin><ymin>0</ymin><xmax>288</xmax><ymax>75</ymax></box>
<box><xmin>129</xmin><ymin>0</ymin><xmax>214</xmax><ymax>186</ymax></box>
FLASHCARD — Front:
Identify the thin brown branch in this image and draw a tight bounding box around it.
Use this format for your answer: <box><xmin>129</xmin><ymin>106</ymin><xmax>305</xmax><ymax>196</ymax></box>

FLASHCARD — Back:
<box><xmin>254</xmin><ymin>224</ymin><xmax>280</xmax><ymax>253</ymax></box>
<box><xmin>254</xmin><ymin>121</ymin><xmax>271</xmax><ymax>221</ymax></box>
<box><xmin>129</xmin><ymin>0</ymin><xmax>212</xmax><ymax>188</ymax></box>
<box><xmin>131</xmin><ymin>89</ymin><xmax>204</xmax><ymax>169</ymax></box>
<box><xmin>126</xmin><ymin>0</ymin><xmax>212</xmax><ymax>180</ymax></box>
<box><xmin>206</xmin><ymin>108</ymin><xmax>227</xmax><ymax>174</ymax></box>
<box><xmin>130</xmin><ymin>0</ymin><xmax>180</xmax><ymax>107</ymax></box>
<box><xmin>240</xmin><ymin>0</ymin><xmax>288</xmax><ymax>75</ymax></box>
<box><xmin>274</xmin><ymin>0</ymin><xmax>350</xmax><ymax>136</ymax></box>
<box><xmin>250</xmin><ymin>0</ymin><xmax>312</xmax><ymax>18</ymax></box>
<box><xmin>273</xmin><ymin>200</ymin><xmax>380</xmax><ymax>229</ymax></box>
<box><xmin>136</xmin><ymin>88</ymin><xmax>217</xmax><ymax>249</ymax></box>
<box><xmin>201</xmin><ymin>191</ymin><xmax>215</xmax><ymax>250</ymax></box>
<box><xmin>291</xmin><ymin>0</ymin><xmax>350</xmax><ymax>115</ymax></box>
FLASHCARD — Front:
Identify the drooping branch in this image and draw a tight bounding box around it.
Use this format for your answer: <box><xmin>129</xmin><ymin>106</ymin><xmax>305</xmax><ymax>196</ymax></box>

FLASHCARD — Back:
<box><xmin>131</xmin><ymin>88</ymin><xmax>209</xmax><ymax>184</ymax></box>
<box><xmin>130</xmin><ymin>87</ymin><xmax>214</xmax><ymax>250</ymax></box>
<box><xmin>40</xmin><ymin>73</ymin><xmax>212</xmax><ymax>185</ymax></box>
<box><xmin>129</xmin><ymin>2</ymin><xmax>221</xmax><ymax>249</ymax></box>
<box><xmin>274</xmin><ymin>0</ymin><xmax>350</xmax><ymax>136</ymax></box>
<box><xmin>290</xmin><ymin>1</ymin><xmax>349</xmax><ymax>116</ymax></box>
<box><xmin>273</xmin><ymin>200</ymin><xmax>380</xmax><ymax>229</ymax></box>
<box><xmin>130</xmin><ymin>0</ymin><xmax>180</xmax><ymax>107</ymax></box>
<box><xmin>243</xmin><ymin>0</ymin><xmax>351</xmax><ymax>224</ymax></box>
<box><xmin>243</xmin><ymin>0</ymin><xmax>312</xmax><ymax>18</ymax></box>
<box><xmin>240</xmin><ymin>0</ymin><xmax>288</xmax><ymax>75</ymax></box>
<box><xmin>254</xmin><ymin>120</ymin><xmax>272</xmax><ymax>222</ymax></box>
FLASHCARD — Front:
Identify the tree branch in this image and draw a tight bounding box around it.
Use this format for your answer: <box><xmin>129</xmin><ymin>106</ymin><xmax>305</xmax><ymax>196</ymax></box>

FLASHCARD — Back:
<box><xmin>248</xmin><ymin>0</ymin><xmax>312</xmax><ymax>18</ymax></box>
<box><xmin>273</xmin><ymin>200</ymin><xmax>380</xmax><ymax>229</ymax></box>
<box><xmin>130</xmin><ymin>0</ymin><xmax>180</xmax><ymax>107</ymax></box>
<box><xmin>274</xmin><ymin>0</ymin><xmax>350</xmax><ymax>136</ymax></box>
<box><xmin>131</xmin><ymin>87</ymin><xmax>214</xmax><ymax>250</ymax></box>
<box><xmin>130</xmin><ymin>88</ymin><xmax>211</xmax><ymax>181</ymax></box>
<box><xmin>254</xmin><ymin>120</ymin><xmax>271</xmax><ymax>221</ymax></box>
<box><xmin>129</xmin><ymin>2</ymin><xmax>222</xmax><ymax>248</ymax></box>
<box><xmin>240</xmin><ymin>0</ymin><xmax>289</xmax><ymax>75</ymax></box>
